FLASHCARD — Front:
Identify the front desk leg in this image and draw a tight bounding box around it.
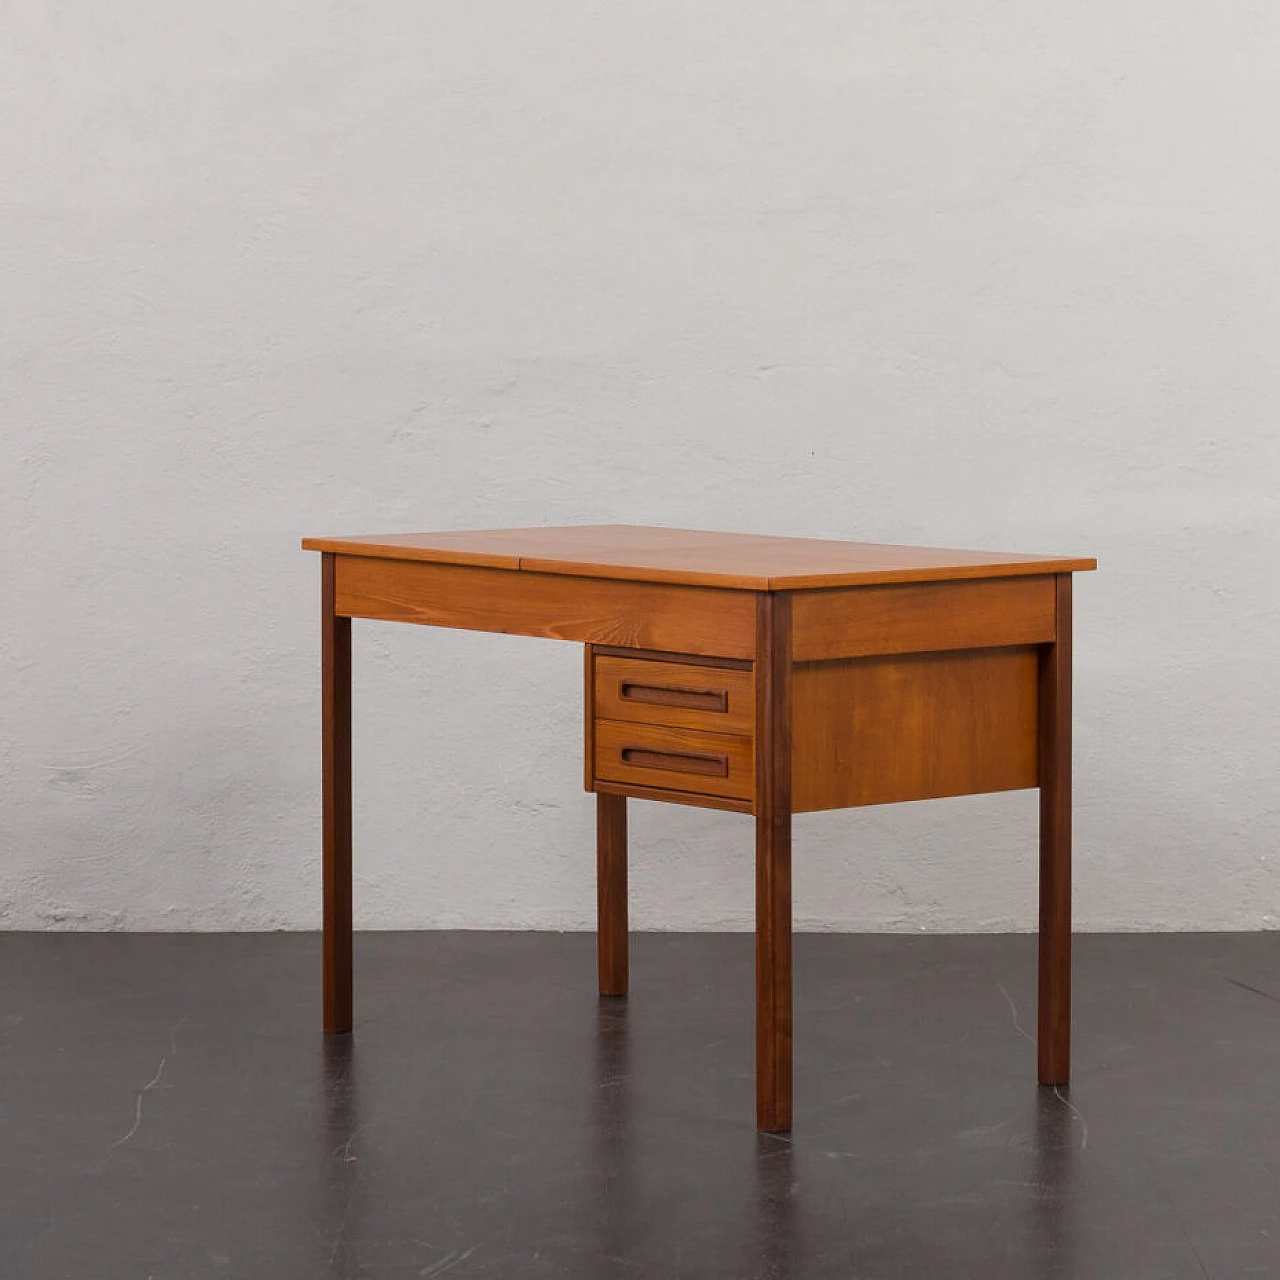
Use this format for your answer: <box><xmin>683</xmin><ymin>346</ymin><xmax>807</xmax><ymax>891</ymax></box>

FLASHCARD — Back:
<box><xmin>322</xmin><ymin>553</ymin><xmax>354</xmax><ymax>1033</ymax></box>
<box><xmin>755</xmin><ymin>592</ymin><xmax>793</xmax><ymax>1132</ymax></box>
<box><xmin>597</xmin><ymin>793</ymin><xmax>629</xmax><ymax>996</ymax></box>
<box><xmin>1038</xmin><ymin>573</ymin><xmax>1072</xmax><ymax>1084</ymax></box>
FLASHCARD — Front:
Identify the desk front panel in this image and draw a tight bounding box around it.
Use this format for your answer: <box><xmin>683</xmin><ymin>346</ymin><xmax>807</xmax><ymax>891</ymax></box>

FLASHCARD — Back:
<box><xmin>791</xmin><ymin>576</ymin><xmax>1055</xmax><ymax>661</ymax></box>
<box><xmin>332</xmin><ymin>554</ymin><xmax>756</xmax><ymax>659</ymax></box>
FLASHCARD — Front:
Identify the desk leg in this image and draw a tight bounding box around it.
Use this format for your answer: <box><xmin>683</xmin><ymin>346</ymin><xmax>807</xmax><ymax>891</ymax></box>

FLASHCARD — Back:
<box><xmin>322</xmin><ymin>553</ymin><xmax>353</xmax><ymax>1033</ymax></box>
<box><xmin>1038</xmin><ymin>574</ymin><xmax>1072</xmax><ymax>1084</ymax></box>
<box><xmin>755</xmin><ymin>592</ymin><xmax>793</xmax><ymax>1133</ymax></box>
<box><xmin>597</xmin><ymin>793</ymin><xmax>628</xmax><ymax>996</ymax></box>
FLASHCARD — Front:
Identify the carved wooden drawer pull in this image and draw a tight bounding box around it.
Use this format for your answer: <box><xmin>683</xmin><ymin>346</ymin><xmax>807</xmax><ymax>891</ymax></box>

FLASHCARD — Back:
<box><xmin>619</xmin><ymin>681</ymin><xmax>729</xmax><ymax>713</ymax></box>
<box><xmin>619</xmin><ymin>747</ymin><xmax>730</xmax><ymax>778</ymax></box>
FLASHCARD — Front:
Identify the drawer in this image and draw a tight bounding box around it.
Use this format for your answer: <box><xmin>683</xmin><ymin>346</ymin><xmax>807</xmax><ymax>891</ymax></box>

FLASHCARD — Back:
<box><xmin>593</xmin><ymin>720</ymin><xmax>753</xmax><ymax>802</ymax></box>
<box><xmin>593</xmin><ymin>654</ymin><xmax>755</xmax><ymax>735</ymax></box>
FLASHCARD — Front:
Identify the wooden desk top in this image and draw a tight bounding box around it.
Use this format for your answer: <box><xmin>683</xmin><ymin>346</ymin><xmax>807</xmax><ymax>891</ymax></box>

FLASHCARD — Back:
<box><xmin>302</xmin><ymin>525</ymin><xmax>1096</xmax><ymax>591</ymax></box>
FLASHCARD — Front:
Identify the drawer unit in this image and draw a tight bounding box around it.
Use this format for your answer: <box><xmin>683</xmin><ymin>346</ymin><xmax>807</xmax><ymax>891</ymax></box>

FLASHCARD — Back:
<box><xmin>593</xmin><ymin>719</ymin><xmax>753</xmax><ymax>803</ymax></box>
<box><xmin>593</xmin><ymin>654</ymin><xmax>754</xmax><ymax>735</ymax></box>
<box><xmin>587</xmin><ymin>648</ymin><xmax>755</xmax><ymax>808</ymax></box>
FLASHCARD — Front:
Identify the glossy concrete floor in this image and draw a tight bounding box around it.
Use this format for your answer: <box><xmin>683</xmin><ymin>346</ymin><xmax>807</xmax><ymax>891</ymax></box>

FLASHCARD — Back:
<box><xmin>2</xmin><ymin>932</ymin><xmax>1278</xmax><ymax>1279</ymax></box>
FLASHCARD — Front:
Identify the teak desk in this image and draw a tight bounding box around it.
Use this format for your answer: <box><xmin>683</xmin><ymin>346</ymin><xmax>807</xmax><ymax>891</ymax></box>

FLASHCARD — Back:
<box><xmin>302</xmin><ymin>525</ymin><xmax>1096</xmax><ymax>1132</ymax></box>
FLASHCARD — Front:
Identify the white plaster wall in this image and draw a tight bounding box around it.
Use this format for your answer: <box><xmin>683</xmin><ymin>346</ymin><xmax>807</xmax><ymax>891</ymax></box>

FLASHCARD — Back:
<box><xmin>4</xmin><ymin>2</ymin><xmax>1278</xmax><ymax>932</ymax></box>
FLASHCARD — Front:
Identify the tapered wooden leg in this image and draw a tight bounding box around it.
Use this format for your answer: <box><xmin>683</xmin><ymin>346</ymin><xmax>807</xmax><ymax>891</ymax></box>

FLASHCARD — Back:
<box><xmin>1038</xmin><ymin>573</ymin><xmax>1072</xmax><ymax>1084</ymax></box>
<box><xmin>755</xmin><ymin>592</ymin><xmax>793</xmax><ymax>1133</ymax></box>
<box><xmin>322</xmin><ymin>554</ymin><xmax>353</xmax><ymax>1033</ymax></box>
<box><xmin>597</xmin><ymin>793</ymin><xmax>628</xmax><ymax>996</ymax></box>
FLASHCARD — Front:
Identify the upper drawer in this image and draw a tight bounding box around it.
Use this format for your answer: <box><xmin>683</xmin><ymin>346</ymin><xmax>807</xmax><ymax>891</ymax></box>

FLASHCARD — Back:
<box><xmin>594</xmin><ymin>654</ymin><xmax>755</xmax><ymax>735</ymax></box>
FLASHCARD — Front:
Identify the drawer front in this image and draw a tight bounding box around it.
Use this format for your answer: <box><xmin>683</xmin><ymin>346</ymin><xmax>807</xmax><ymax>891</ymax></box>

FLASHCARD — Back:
<box><xmin>594</xmin><ymin>655</ymin><xmax>755</xmax><ymax>735</ymax></box>
<box><xmin>593</xmin><ymin>720</ymin><xmax>753</xmax><ymax>802</ymax></box>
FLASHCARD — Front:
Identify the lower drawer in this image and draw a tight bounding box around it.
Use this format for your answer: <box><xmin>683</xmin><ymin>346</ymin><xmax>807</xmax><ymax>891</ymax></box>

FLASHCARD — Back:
<box><xmin>593</xmin><ymin>720</ymin><xmax>753</xmax><ymax>802</ymax></box>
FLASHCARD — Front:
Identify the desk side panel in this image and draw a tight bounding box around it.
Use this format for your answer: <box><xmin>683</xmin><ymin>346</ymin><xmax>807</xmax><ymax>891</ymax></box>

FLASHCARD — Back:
<box><xmin>333</xmin><ymin>555</ymin><xmax>756</xmax><ymax>658</ymax></box>
<box><xmin>792</xmin><ymin>576</ymin><xmax>1055</xmax><ymax>661</ymax></box>
<box><xmin>792</xmin><ymin>647</ymin><xmax>1039</xmax><ymax>811</ymax></box>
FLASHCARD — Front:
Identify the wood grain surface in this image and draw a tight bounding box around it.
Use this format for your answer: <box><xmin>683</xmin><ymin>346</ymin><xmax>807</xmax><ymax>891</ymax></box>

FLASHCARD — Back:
<box><xmin>792</xmin><ymin>576</ymin><xmax>1056</xmax><ymax>661</ymax></box>
<box><xmin>791</xmin><ymin>647</ymin><xmax>1039</xmax><ymax>812</ymax></box>
<box><xmin>305</xmin><ymin>525</ymin><xmax>1096</xmax><ymax>591</ymax></box>
<box><xmin>334</xmin><ymin>555</ymin><xmax>756</xmax><ymax>658</ymax></box>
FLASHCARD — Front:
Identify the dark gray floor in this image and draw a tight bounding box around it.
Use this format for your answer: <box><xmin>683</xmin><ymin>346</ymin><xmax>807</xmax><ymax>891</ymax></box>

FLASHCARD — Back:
<box><xmin>2</xmin><ymin>932</ymin><xmax>1278</xmax><ymax>1279</ymax></box>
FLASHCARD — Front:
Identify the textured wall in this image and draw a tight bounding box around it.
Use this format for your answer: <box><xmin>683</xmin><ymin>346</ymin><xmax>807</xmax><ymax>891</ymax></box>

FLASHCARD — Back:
<box><xmin>4</xmin><ymin>2</ymin><xmax>1278</xmax><ymax>931</ymax></box>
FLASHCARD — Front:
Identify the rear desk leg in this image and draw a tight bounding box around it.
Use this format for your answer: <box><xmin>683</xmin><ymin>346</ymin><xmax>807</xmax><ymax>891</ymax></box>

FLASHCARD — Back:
<box><xmin>597</xmin><ymin>793</ymin><xmax>629</xmax><ymax>996</ymax></box>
